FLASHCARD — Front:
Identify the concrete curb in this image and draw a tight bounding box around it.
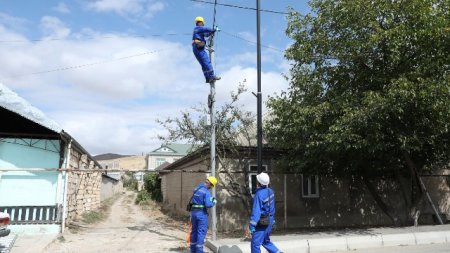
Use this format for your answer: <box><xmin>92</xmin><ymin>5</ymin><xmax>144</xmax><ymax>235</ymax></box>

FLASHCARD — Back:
<box><xmin>206</xmin><ymin>230</ymin><xmax>450</xmax><ymax>253</ymax></box>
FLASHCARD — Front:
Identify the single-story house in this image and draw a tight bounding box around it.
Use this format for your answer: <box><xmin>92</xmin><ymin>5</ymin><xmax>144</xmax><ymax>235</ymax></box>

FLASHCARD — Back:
<box><xmin>0</xmin><ymin>83</ymin><xmax>103</xmax><ymax>234</ymax></box>
<box><xmin>159</xmin><ymin>146</ymin><xmax>450</xmax><ymax>232</ymax></box>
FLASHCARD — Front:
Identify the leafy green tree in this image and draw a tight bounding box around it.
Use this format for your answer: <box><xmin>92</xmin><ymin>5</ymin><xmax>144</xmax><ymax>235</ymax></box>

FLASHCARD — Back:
<box><xmin>267</xmin><ymin>0</ymin><xmax>450</xmax><ymax>225</ymax></box>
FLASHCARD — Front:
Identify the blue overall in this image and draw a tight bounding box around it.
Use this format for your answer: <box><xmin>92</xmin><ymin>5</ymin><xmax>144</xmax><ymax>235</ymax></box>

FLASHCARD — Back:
<box><xmin>190</xmin><ymin>183</ymin><xmax>216</xmax><ymax>253</ymax></box>
<box><xmin>249</xmin><ymin>187</ymin><xmax>281</xmax><ymax>253</ymax></box>
<box><xmin>192</xmin><ymin>25</ymin><xmax>215</xmax><ymax>82</ymax></box>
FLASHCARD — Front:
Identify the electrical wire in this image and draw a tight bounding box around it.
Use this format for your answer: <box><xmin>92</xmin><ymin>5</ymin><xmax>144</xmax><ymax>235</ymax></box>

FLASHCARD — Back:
<box><xmin>0</xmin><ymin>33</ymin><xmax>192</xmax><ymax>43</ymax></box>
<box><xmin>15</xmin><ymin>47</ymin><xmax>175</xmax><ymax>77</ymax></box>
<box><xmin>190</xmin><ymin>0</ymin><xmax>290</xmax><ymax>15</ymax></box>
<box><xmin>221</xmin><ymin>30</ymin><xmax>285</xmax><ymax>53</ymax></box>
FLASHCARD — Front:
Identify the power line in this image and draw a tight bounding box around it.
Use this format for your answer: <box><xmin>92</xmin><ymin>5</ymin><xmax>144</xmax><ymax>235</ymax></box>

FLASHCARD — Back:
<box><xmin>0</xmin><ymin>33</ymin><xmax>192</xmax><ymax>43</ymax></box>
<box><xmin>16</xmin><ymin>48</ymin><xmax>174</xmax><ymax>77</ymax></box>
<box><xmin>221</xmin><ymin>30</ymin><xmax>285</xmax><ymax>53</ymax></box>
<box><xmin>190</xmin><ymin>0</ymin><xmax>290</xmax><ymax>15</ymax></box>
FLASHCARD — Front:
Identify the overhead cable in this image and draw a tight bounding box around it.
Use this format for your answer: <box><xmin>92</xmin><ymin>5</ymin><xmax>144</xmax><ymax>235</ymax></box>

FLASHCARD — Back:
<box><xmin>0</xmin><ymin>33</ymin><xmax>191</xmax><ymax>43</ymax></box>
<box><xmin>16</xmin><ymin>48</ymin><xmax>174</xmax><ymax>77</ymax></box>
<box><xmin>190</xmin><ymin>0</ymin><xmax>290</xmax><ymax>15</ymax></box>
<box><xmin>221</xmin><ymin>30</ymin><xmax>285</xmax><ymax>53</ymax></box>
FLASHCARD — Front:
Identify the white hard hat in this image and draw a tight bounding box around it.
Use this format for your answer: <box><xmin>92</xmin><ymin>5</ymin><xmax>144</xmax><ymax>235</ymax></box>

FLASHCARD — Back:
<box><xmin>256</xmin><ymin>172</ymin><xmax>270</xmax><ymax>186</ymax></box>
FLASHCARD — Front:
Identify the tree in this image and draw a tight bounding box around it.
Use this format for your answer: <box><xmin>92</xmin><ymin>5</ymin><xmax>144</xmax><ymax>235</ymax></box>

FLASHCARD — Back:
<box><xmin>266</xmin><ymin>0</ymin><xmax>450</xmax><ymax>225</ymax></box>
<box><xmin>158</xmin><ymin>82</ymin><xmax>257</xmax><ymax>214</ymax></box>
<box><xmin>144</xmin><ymin>173</ymin><xmax>162</xmax><ymax>202</ymax></box>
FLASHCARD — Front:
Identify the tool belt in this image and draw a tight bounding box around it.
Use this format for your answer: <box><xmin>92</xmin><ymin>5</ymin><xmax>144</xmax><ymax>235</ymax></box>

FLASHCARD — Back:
<box><xmin>192</xmin><ymin>39</ymin><xmax>206</xmax><ymax>49</ymax></box>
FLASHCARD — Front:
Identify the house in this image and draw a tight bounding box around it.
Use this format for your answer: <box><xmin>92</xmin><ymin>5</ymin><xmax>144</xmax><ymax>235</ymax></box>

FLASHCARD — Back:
<box><xmin>97</xmin><ymin>154</ymin><xmax>146</xmax><ymax>172</ymax></box>
<box><xmin>147</xmin><ymin>143</ymin><xmax>195</xmax><ymax>171</ymax></box>
<box><xmin>101</xmin><ymin>173</ymin><xmax>123</xmax><ymax>201</ymax></box>
<box><xmin>159</xmin><ymin>145</ymin><xmax>450</xmax><ymax>232</ymax></box>
<box><xmin>0</xmin><ymin>83</ymin><xmax>103</xmax><ymax>234</ymax></box>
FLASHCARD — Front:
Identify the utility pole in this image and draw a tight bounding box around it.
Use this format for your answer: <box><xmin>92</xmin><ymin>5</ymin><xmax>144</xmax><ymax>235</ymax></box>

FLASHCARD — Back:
<box><xmin>256</xmin><ymin>0</ymin><xmax>263</xmax><ymax>173</ymax></box>
<box><xmin>208</xmin><ymin>35</ymin><xmax>217</xmax><ymax>241</ymax></box>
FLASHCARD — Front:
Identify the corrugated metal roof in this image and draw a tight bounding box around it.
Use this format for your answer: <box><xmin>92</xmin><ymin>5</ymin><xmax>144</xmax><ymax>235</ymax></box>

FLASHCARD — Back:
<box><xmin>0</xmin><ymin>83</ymin><xmax>62</xmax><ymax>133</ymax></box>
<box><xmin>149</xmin><ymin>143</ymin><xmax>197</xmax><ymax>156</ymax></box>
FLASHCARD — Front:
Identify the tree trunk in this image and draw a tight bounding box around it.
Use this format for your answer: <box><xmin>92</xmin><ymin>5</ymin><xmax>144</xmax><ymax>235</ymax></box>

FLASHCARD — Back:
<box><xmin>362</xmin><ymin>176</ymin><xmax>399</xmax><ymax>226</ymax></box>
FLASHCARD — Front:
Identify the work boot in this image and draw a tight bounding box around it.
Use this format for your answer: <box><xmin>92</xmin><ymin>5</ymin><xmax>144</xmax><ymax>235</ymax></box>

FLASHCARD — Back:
<box><xmin>206</xmin><ymin>76</ymin><xmax>221</xmax><ymax>83</ymax></box>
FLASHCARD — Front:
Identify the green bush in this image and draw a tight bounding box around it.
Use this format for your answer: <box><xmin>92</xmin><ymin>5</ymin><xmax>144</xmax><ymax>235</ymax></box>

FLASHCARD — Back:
<box><xmin>135</xmin><ymin>190</ymin><xmax>151</xmax><ymax>205</ymax></box>
<box><xmin>143</xmin><ymin>173</ymin><xmax>163</xmax><ymax>202</ymax></box>
<box><xmin>123</xmin><ymin>175</ymin><xmax>138</xmax><ymax>191</ymax></box>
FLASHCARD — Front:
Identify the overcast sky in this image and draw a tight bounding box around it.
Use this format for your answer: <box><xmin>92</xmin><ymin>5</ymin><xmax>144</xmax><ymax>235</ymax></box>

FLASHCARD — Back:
<box><xmin>0</xmin><ymin>0</ymin><xmax>310</xmax><ymax>155</ymax></box>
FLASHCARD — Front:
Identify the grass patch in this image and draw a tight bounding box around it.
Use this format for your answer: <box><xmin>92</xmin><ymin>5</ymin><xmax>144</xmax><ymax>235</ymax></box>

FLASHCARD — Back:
<box><xmin>81</xmin><ymin>210</ymin><xmax>106</xmax><ymax>224</ymax></box>
<box><xmin>57</xmin><ymin>235</ymin><xmax>66</xmax><ymax>243</ymax></box>
<box><xmin>81</xmin><ymin>195</ymin><xmax>120</xmax><ymax>224</ymax></box>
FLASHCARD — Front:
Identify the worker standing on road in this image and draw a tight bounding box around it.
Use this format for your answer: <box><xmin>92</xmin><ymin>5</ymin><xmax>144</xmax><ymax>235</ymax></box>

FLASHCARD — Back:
<box><xmin>192</xmin><ymin>16</ymin><xmax>221</xmax><ymax>83</ymax></box>
<box><xmin>248</xmin><ymin>172</ymin><xmax>282</xmax><ymax>253</ymax></box>
<box><xmin>188</xmin><ymin>176</ymin><xmax>218</xmax><ymax>253</ymax></box>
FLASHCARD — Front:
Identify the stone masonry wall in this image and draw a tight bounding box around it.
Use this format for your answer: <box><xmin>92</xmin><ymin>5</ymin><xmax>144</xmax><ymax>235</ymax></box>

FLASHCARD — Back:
<box><xmin>66</xmin><ymin>148</ymin><xmax>102</xmax><ymax>223</ymax></box>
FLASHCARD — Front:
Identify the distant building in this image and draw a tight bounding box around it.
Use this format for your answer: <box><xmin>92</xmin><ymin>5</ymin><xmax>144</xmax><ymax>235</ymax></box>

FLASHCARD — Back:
<box><xmin>147</xmin><ymin>144</ymin><xmax>195</xmax><ymax>171</ymax></box>
<box><xmin>97</xmin><ymin>155</ymin><xmax>146</xmax><ymax>172</ymax></box>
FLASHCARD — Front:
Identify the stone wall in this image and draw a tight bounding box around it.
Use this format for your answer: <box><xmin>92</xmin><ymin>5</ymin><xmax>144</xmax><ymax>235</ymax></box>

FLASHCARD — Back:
<box><xmin>65</xmin><ymin>148</ymin><xmax>102</xmax><ymax>223</ymax></box>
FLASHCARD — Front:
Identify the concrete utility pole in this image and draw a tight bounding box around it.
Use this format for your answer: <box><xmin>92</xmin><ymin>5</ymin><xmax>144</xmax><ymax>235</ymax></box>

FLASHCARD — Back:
<box><xmin>256</xmin><ymin>0</ymin><xmax>263</xmax><ymax>173</ymax></box>
<box><xmin>208</xmin><ymin>35</ymin><xmax>217</xmax><ymax>241</ymax></box>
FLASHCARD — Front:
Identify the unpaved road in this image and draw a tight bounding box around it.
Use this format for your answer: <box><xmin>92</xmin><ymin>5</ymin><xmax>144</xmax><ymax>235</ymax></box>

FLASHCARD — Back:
<box><xmin>46</xmin><ymin>192</ymin><xmax>210</xmax><ymax>253</ymax></box>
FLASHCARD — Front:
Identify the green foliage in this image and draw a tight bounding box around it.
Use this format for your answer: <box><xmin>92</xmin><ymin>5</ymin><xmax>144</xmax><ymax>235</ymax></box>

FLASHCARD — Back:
<box><xmin>267</xmin><ymin>0</ymin><xmax>450</xmax><ymax>176</ymax></box>
<box><xmin>123</xmin><ymin>175</ymin><xmax>138</xmax><ymax>191</ymax></box>
<box><xmin>143</xmin><ymin>173</ymin><xmax>163</xmax><ymax>202</ymax></box>
<box><xmin>157</xmin><ymin>81</ymin><xmax>257</xmax><ymax>148</ymax></box>
<box><xmin>135</xmin><ymin>190</ymin><xmax>151</xmax><ymax>204</ymax></box>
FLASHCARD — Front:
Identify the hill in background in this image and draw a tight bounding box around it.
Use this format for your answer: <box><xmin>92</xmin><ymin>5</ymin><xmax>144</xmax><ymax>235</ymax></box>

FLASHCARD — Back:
<box><xmin>93</xmin><ymin>153</ymin><xmax>131</xmax><ymax>161</ymax></box>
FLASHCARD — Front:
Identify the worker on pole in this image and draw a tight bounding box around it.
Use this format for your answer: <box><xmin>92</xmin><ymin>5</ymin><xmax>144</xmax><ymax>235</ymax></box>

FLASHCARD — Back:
<box><xmin>248</xmin><ymin>173</ymin><xmax>282</xmax><ymax>253</ymax></box>
<box><xmin>188</xmin><ymin>176</ymin><xmax>218</xmax><ymax>253</ymax></box>
<box><xmin>192</xmin><ymin>16</ymin><xmax>221</xmax><ymax>83</ymax></box>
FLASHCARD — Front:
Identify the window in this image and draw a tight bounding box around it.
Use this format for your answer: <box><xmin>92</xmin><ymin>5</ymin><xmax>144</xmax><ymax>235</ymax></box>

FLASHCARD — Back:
<box><xmin>155</xmin><ymin>158</ymin><xmax>166</xmax><ymax>167</ymax></box>
<box><xmin>248</xmin><ymin>165</ymin><xmax>267</xmax><ymax>195</ymax></box>
<box><xmin>302</xmin><ymin>175</ymin><xmax>319</xmax><ymax>198</ymax></box>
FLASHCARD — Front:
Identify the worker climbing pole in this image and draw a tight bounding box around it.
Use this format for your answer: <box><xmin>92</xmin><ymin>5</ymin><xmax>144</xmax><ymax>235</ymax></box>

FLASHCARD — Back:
<box><xmin>191</xmin><ymin>0</ymin><xmax>220</xmax><ymax>242</ymax></box>
<box><xmin>208</xmin><ymin>0</ymin><xmax>219</xmax><ymax>241</ymax></box>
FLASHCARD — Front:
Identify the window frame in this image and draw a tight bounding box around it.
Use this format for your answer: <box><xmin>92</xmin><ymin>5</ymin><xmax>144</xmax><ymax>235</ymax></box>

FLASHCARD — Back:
<box><xmin>155</xmin><ymin>158</ymin><xmax>166</xmax><ymax>167</ymax></box>
<box><xmin>301</xmin><ymin>174</ymin><xmax>320</xmax><ymax>198</ymax></box>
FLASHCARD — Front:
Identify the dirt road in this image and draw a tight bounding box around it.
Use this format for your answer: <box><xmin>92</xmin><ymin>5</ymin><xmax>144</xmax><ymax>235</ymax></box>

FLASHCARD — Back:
<box><xmin>45</xmin><ymin>192</ymin><xmax>210</xmax><ymax>253</ymax></box>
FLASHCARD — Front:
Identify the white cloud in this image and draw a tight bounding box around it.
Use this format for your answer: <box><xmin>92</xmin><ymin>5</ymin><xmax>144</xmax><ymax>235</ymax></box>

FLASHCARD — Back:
<box><xmin>0</xmin><ymin>13</ymin><xmax>28</xmax><ymax>32</ymax></box>
<box><xmin>53</xmin><ymin>2</ymin><xmax>70</xmax><ymax>14</ymax></box>
<box><xmin>0</xmin><ymin>20</ymin><xmax>289</xmax><ymax>155</ymax></box>
<box><xmin>85</xmin><ymin>0</ymin><xmax>165</xmax><ymax>20</ymax></box>
<box><xmin>40</xmin><ymin>16</ymin><xmax>71</xmax><ymax>39</ymax></box>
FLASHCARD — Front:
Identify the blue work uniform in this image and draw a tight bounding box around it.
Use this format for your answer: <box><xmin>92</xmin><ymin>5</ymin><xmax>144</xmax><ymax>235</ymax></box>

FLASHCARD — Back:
<box><xmin>249</xmin><ymin>187</ymin><xmax>281</xmax><ymax>253</ymax></box>
<box><xmin>190</xmin><ymin>183</ymin><xmax>216</xmax><ymax>253</ymax></box>
<box><xmin>192</xmin><ymin>25</ymin><xmax>216</xmax><ymax>82</ymax></box>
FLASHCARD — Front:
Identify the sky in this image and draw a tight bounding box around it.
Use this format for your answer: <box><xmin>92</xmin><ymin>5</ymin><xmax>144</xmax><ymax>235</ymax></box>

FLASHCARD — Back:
<box><xmin>0</xmin><ymin>0</ymin><xmax>310</xmax><ymax>155</ymax></box>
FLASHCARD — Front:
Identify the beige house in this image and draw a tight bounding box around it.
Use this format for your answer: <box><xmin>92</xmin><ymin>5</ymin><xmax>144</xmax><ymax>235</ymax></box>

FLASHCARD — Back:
<box><xmin>159</xmin><ymin>146</ymin><xmax>450</xmax><ymax>232</ymax></box>
<box><xmin>147</xmin><ymin>144</ymin><xmax>195</xmax><ymax>171</ymax></box>
<box><xmin>98</xmin><ymin>155</ymin><xmax>146</xmax><ymax>171</ymax></box>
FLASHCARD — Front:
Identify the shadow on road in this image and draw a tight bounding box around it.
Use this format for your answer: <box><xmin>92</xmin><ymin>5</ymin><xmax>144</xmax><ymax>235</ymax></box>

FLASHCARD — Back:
<box><xmin>127</xmin><ymin>224</ymin><xmax>184</xmax><ymax>241</ymax></box>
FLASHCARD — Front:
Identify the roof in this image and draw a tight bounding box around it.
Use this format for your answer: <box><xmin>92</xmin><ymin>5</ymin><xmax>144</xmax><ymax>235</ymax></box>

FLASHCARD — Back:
<box><xmin>159</xmin><ymin>145</ymin><xmax>286</xmax><ymax>172</ymax></box>
<box><xmin>0</xmin><ymin>83</ymin><xmax>62</xmax><ymax>133</ymax></box>
<box><xmin>155</xmin><ymin>161</ymin><xmax>171</xmax><ymax>171</ymax></box>
<box><xmin>0</xmin><ymin>83</ymin><xmax>102</xmax><ymax>168</ymax></box>
<box><xmin>148</xmin><ymin>143</ymin><xmax>196</xmax><ymax>156</ymax></box>
<box><xmin>103</xmin><ymin>172</ymin><xmax>121</xmax><ymax>181</ymax></box>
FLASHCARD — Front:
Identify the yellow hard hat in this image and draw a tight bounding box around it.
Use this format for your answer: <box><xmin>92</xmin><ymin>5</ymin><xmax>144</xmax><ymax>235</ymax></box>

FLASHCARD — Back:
<box><xmin>195</xmin><ymin>16</ymin><xmax>205</xmax><ymax>24</ymax></box>
<box><xmin>206</xmin><ymin>176</ymin><xmax>217</xmax><ymax>187</ymax></box>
